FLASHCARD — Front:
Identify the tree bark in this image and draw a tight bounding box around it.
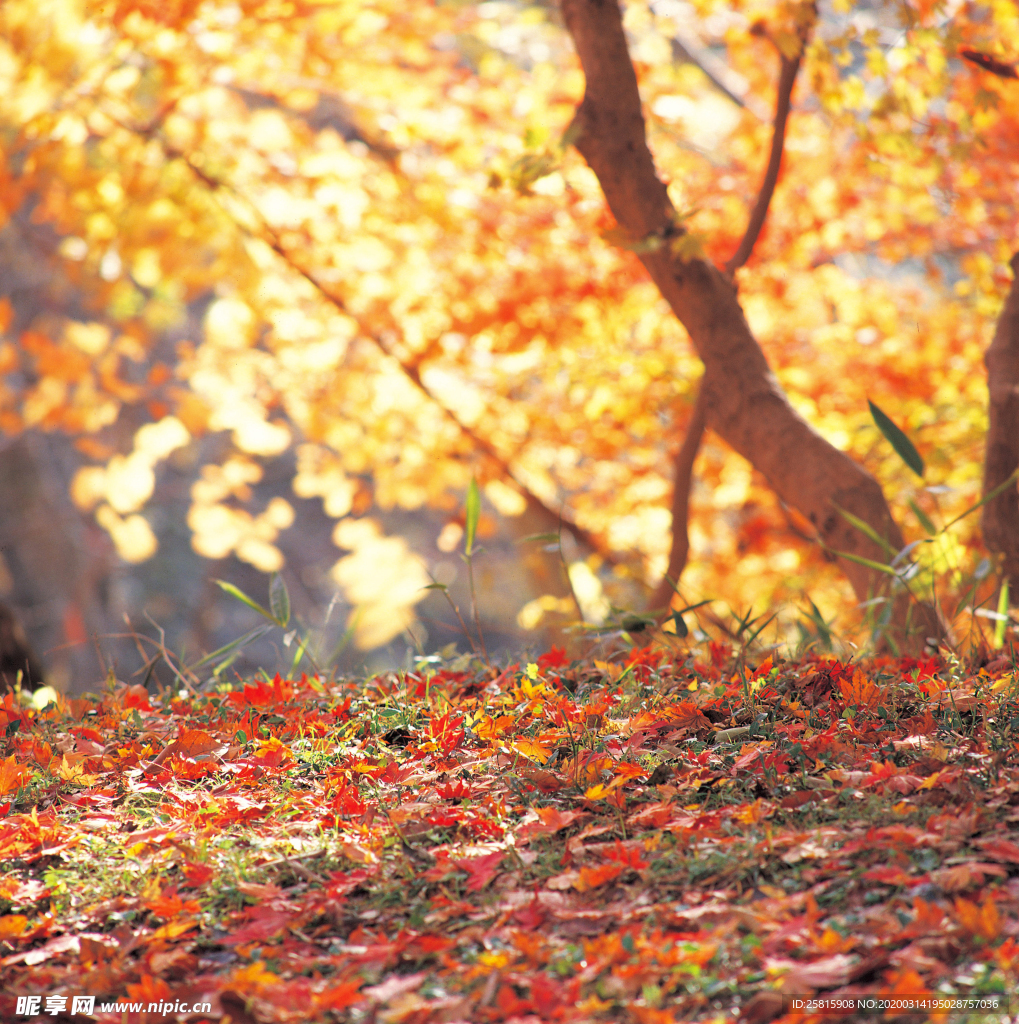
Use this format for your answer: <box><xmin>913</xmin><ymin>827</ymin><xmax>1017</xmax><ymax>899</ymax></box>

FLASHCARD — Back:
<box><xmin>649</xmin><ymin>385</ymin><xmax>705</xmax><ymax>614</ymax></box>
<box><xmin>982</xmin><ymin>252</ymin><xmax>1019</xmax><ymax>588</ymax></box>
<box><xmin>655</xmin><ymin>38</ymin><xmax>805</xmax><ymax>616</ymax></box>
<box><xmin>560</xmin><ymin>0</ymin><xmax>943</xmax><ymax>650</ymax></box>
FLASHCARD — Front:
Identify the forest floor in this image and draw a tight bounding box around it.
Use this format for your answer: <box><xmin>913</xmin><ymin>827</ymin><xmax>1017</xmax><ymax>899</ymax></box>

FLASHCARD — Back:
<box><xmin>0</xmin><ymin>640</ymin><xmax>1018</xmax><ymax>1023</ymax></box>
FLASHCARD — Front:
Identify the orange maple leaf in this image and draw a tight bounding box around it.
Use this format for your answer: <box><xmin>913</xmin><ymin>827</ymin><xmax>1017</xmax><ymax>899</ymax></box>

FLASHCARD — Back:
<box><xmin>838</xmin><ymin>668</ymin><xmax>887</xmax><ymax>711</ymax></box>
<box><xmin>316</xmin><ymin>978</ymin><xmax>364</xmax><ymax>1011</ymax></box>
<box><xmin>603</xmin><ymin>840</ymin><xmax>649</xmax><ymax>869</ymax></box>
<box><xmin>575</xmin><ymin>862</ymin><xmax>624</xmax><ymax>891</ymax></box>
<box><xmin>954</xmin><ymin>895</ymin><xmax>1002</xmax><ymax>941</ymax></box>
<box><xmin>670</xmin><ymin>701</ymin><xmax>713</xmax><ymax>733</ymax></box>
<box><xmin>880</xmin><ymin>967</ymin><xmax>930</xmax><ymax>997</ymax></box>
<box><xmin>0</xmin><ymin>756</ymin><xmax>32</xmax><ymax>796</ymax></box>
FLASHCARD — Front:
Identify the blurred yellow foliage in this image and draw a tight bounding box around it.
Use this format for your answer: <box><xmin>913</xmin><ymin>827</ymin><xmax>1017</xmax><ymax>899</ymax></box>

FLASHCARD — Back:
<box><xmin>0</xmin><ymin>0</ymin><xmax>1015</xmax><ymax>646</ymax></box>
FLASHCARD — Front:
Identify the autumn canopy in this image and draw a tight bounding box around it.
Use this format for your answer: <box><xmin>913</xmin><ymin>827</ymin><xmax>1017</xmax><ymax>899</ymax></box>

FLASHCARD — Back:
<box><xmin>1</xmin><ymin>0</ymin><xmax>1019</xmax><ymax>664</ymax></box>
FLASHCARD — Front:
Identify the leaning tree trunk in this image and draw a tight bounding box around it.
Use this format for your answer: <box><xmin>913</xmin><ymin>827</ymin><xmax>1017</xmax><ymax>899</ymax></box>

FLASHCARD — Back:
<box><xmin>560</xmin><ymin>0</ymin><xmax>943</xmax><ymax>651</ymax></box>
<box><xmin>982</xmin><ymin>252</ymin><xmax>1019</xmax><ymax>589</ymax></box>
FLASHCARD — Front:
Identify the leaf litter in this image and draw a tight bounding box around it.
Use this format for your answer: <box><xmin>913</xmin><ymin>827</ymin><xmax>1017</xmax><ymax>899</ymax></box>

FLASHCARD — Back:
<box><xmin>0</xmin><ymin>643</ymin><xmax>1017</xmax><ymax>1022</ymax></box>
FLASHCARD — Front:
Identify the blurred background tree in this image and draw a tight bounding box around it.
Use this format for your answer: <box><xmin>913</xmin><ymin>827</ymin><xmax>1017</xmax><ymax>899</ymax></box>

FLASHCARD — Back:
<box><xmin>0</xmin><ymin>0</ymin><xmax>1016</xmax><ymax>691</ymax></box>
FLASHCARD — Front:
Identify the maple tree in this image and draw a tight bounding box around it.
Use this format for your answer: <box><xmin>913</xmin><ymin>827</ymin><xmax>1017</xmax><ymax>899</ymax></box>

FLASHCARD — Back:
<box><xmin>0</xmin><ymin>0</ymin><xmax>1018</xmax><ymax>665</ymax></box>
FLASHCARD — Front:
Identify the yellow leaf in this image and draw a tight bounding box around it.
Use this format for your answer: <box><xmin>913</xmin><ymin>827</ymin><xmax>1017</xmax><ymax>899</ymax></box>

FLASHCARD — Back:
<box><xmin>513</xmin><ymin>738</ymin><xmax>552</xmax><ymax>764</ymax></box>
<box><xmin>735</xmin><ymin>799</ymin><xmax>773</xmax><ymax>825</ymax></box>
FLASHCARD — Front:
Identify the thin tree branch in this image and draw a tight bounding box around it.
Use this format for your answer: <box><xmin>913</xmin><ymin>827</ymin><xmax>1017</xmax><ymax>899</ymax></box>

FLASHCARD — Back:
<box><xmin>724</xmin><ymin>49</ymin><xmax>804</xmax><ymax>277</ymax></box>
<box><xmin>650</xmin><ymin>33</ymin><xmax>807</xmax><ymax>615</ymax></box>
<box><xmin>669</xmin><ymin>34</ymin><xmax>771</xmax><ymax>122</ymax></box>
<box><xmin>648</xmin><ymin>384</ymin><xmax>706</xmax><ymax>615</ymax></box>
<box><xmin>148</xmin><ymin>133</ymin><xmax>619</xmax><ymax>570</ymax></box>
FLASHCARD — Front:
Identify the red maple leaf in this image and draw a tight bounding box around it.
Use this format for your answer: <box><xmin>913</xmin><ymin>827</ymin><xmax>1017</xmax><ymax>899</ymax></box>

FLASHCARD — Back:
<box><xmin>454</xmin><ymin>849</ymin><xmax>505</xmax><ymax>891</ymax></box>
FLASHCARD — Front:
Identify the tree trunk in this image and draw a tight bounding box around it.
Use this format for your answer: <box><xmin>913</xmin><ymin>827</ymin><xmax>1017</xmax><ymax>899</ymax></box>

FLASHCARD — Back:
<box><xmin>560</xmin><ymin>0</ymin><xmax>943</xmax><ymax>651</ymax></box>
<box><xmin>0</xmin><ymin>600</ymin><xmax>45</xmax><ymax>691</ymax></box>
<box><xmin>982</xmin><ymin>252</ymin><xmax>1019</xmax><ymax>589</ymax></box>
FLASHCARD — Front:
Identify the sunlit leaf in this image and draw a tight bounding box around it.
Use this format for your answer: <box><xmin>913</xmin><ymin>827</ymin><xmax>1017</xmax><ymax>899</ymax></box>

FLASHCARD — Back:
<box><xmin>214</xmin><ymin>580</ymin><xmax>275</xmax><ymax>622</ymax></box>
<box><xmin>908</xmin><ymin>497</ymin><xmax>937</xmax><ymax>536</ymax></box>
<box><xmin>464</xmin><ymin>477</ymin><xmax>480</xmax><ymax>557</ymax></box>
<box><xmin>995</xmin><ymin>579</ymin><xmax>1010</xmax><ymax>649</ymax></box>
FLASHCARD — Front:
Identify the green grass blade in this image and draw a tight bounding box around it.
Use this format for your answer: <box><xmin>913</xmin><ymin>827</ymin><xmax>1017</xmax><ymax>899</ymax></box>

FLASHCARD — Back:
<box><xmin>801</xmin><ymin>598</ymin><xmax>833</xmax><ymax>646</ymax></box>
<box><xmin>908</xmin><ymin>497</ymin><xmax>937</xmax><ymax>536</ymax></box>
<box><xmin>214</xmin><ymin>579</ymin><xmax>275</xmax><ymax>622</ymax></box>
<box><xmin>289</xmin><ymin>633</ymin><xmax>311</xmax><ymax>675</ymax></box>
<box><xmin>832</xmin><ymin>504</ymin><xmax>896</xmax><ymax>559</ymax></box>
<box><xmin>464</xmin><ymin>477</ymin><xmax>480</xmax><ymax>556</ymax></box>
<box><xmin>326</xmin><ymin>608</ymin><xmax>362</xmax><ymax>667</ymax></box>
<box><xmin>269</xmin><ymin>572</ymin><xmax>290</xmax><ymax>627</ymax></box>
<box><xmin>995</xmin><ymin>579</ymin><xmax>1010</xmax><ymax>648</ymax></box>
<box><xmin>942</xmin><ymin>468</ymin><xmax>1019</xmax><ymax>532</ymax></box>
<box><xmin>829</xmin><ymin>548</ymin><xmax>902</xmax><ymax>576</ymax></box>
<box><xmin>869</xmin><ymin>399</ymin><xmax>924</xmax><ymax>478</ymax></box>
<box><xmin>891</xmin><ymin>539</ymin><xmax>927</xmax><ymax>567</ymax></box>
<box><xmin>744</xmin><ymin>610</ymin><xmax>779</xmax><ymax>647</ymax></box>
<box><xmin>189</xmin><ymin>623</ymin><xmax>274</xmax><ymax>670</ymax></box>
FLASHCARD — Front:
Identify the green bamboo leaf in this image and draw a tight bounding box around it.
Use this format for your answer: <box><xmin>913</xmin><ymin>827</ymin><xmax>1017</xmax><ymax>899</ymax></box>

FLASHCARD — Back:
<box><xmin>269</xmin><ymin>572</ymin><xmax>290</xmax><ymax>627</ymax></box>
<box><xmin>519</xmin><ymin>532</ymin><xmax>562</xmax><ymax>544</ymax></box>
<box><xmin>995</xmin><ymin>579</ymin><xmax>1010</xmax><ymax>648</ymax></box>
<box><xmin>214</xmin><ymin>579</ymin><xmax>275</xmax><ymax>622</ymax></box>
<box><xmin>289</xmin><ymin>633</ymin><xmax>311</xmax><ymax>675</ymax></box>
<box><xmin>891</xmin><ymin>539</ymin><xmax>928</xmax><ymax>566</ymax></box>
<box><xmin>832</xmin><ymin>504</ymin><xmax>896</xmax><ymax>559</ymax></box>
<box><xmin>659</xmin><ymin>574</ymin><xmax>681</xmax><ymax>596</ymax></box>
<box><xmin>869</xmin><ymin>399</ymin><xmax>924</xmax><ymax>478</ymax></box>
<box><xmin>801</xmin><ymin>597</ymin><xmax>833</xmax><ymax>645</ymax></box>
<box><xmin>942</xmin><ymin>468</ymin><xmax>1019</xmax><ymax>532</ymax></box>
<box><xmin>464</xmin><ymin>477</ymin><xmax>480</xmax><ymax>556</ymax></box>
<box><xmin>828</xmin><ymin>549</ymin><xmax>902</xmax><ymax>576</ymax></box>
<box><xmin>189</xmin><ymin>624</ymin><xmax>274</xmax><ymax>670</ymax></box>
<box><xmin>908</xmin><ymin>497</ymin><xmax>938</xmax><ymax>536</ymax></box>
